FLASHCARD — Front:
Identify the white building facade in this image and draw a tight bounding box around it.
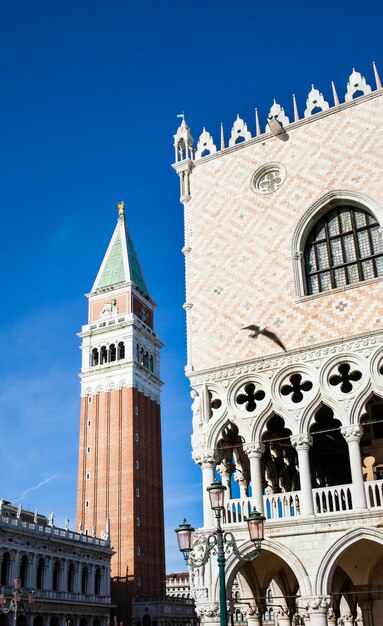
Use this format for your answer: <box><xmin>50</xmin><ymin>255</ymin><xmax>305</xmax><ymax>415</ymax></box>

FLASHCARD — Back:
<box><xmin>0</xmin><ymin>503</ymin><xmax>112</xmax><ymax>626</ymax></box>
<box><xmin>173</xmin><ymin>65</ymin><xmax>383</xmax><ymax>625</ymax></box>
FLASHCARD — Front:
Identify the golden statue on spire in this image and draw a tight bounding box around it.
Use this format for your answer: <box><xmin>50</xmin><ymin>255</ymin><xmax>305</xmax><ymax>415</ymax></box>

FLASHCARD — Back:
<box><xmin>118</xmin><ymin>201</ymin><xmax>125</xmax><ymax>216</ymax></box>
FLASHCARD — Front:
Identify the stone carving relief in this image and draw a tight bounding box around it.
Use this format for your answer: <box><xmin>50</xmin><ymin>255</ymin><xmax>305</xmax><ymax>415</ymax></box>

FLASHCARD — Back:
<box><xmin>191</xmin><ymin>388</ymin><xmax>203</xmax><ymax>432</ymax></box>
<box><xmin>100</xmin><ymin>299</ymin><xmax>119</xmax><ymax>318</ymax></box>
<box><xmin>251</xmin><ymin>163</ymin><xmax>286</xmax><ymax>195</ymax></box>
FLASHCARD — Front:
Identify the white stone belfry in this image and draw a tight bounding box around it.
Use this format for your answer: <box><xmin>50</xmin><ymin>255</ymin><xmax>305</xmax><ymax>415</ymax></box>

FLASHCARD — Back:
<box><xmin>173</xmin><ymin>117</ymin><xmax>195</xmax><ymax>163</ymax></box>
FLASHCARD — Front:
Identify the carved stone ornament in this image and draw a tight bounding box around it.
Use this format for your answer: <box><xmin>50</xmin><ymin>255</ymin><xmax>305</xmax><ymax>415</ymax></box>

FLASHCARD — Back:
<box><xmin>265</xmin><ymin>100</ymin><xmax>290</xmax><ymax>132</ymax></box>
<box><xmin>293</xmin><ymin>250</ymin><xmax>303</xmax><ymax>260</ymax></box>
<box><xmin>251</xmin><ymin>162</ymin><xmax>287</xmax><ymax>195</ymax></box>
<box><xmin>195</xmin><ymin>604</ymin><xmax>220</xmax><ymax>620</ymax></box>
<box><xmin>195</xmin><ymin>128</ymin><xmax>217</xmax><ymax>159</ymax></box>
<box><xmin>309</xmin><ymin>597</ymin><xmax>330</xmax><ymax>611</ymax></box>
<box><xmin>243</xmin><ymin>442</ymin><xmax>265</xmax><ymax>458</ymax></box>
<box><xmin>304</xmin><ymin>85</ymin><xmax>330</xmax><ymax>117</ymax></box>
<box><xmin>100</xmin><ymin>299</ymin><xmax>119</xmax><ymax>319</ymax></box>
<box><xmin>291</xmin><ymin>434</ymin><xmax>313</xmax><ymax>450</ymax></box>
<box><xmin>228</xmin><ymin>115</ymin><xmax>252</xmax><ymax>147</ymax></box>
<box><xmin>192</xmin><ymin>587</ymin><xmax>208</xmax><ymax>601</ymax></box>
<box><xmin>345</xmin><ymin>68</ymin><xmax>372</xmax><ymax>102</ymax></box>
<box><xmin>192</xmin><ymin>449</ymin><xmax>219</xmax><ymax>466</ymax></box>
<box><xmin>341</xmin><ymin>424</ymin><xmax>363</xmax><ymax>443</ymax></box>
<box><xmin>241</xmin><ymin>604</ymin><xmax>259</xmax><ymax>618</ymax></box>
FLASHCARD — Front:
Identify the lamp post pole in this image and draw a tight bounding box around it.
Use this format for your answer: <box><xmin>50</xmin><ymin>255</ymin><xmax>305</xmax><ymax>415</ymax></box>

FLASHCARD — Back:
<box><xmin>214</xmin><ymin>508</ymin><xmax>228</xmax><ymax>626</ymax></box>
<box><xmin>175</xmin><ymin>480</ymin><xmax>265</xmax><ymax>626</ymax></box>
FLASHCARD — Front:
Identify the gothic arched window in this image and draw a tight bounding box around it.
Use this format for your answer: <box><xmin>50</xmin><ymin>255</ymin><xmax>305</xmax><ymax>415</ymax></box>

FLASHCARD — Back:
<box><xmin>304</xmin><ymin>206</ymin><xmax>383</xmax><ymax>294</ymax></box>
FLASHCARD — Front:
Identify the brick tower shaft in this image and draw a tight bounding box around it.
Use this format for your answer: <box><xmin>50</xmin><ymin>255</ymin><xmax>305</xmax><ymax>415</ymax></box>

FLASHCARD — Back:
<box><xmin>76</xmin><ymin>203</ymin><xmax>165</xmax><ymax>623</ymax></box>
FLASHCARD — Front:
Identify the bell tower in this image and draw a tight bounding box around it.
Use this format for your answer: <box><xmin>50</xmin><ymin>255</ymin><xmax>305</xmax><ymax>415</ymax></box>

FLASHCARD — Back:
<box><xmin>76</xmin><ymin>202</ymin><xmax>165</xmax><ymax>622</ymax></box>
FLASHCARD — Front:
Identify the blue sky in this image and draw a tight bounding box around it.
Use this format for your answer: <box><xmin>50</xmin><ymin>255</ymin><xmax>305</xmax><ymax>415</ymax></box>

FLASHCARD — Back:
<box><xmin>0</xmin><ymin>0</ymin><xmax>382</xmax><ymax>572</ymax></box>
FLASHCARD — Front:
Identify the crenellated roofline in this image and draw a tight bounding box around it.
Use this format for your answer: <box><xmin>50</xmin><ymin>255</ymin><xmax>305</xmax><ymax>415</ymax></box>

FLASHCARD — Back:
<box><xmin>172</xmin><ymin>63</ymin><xmax>383</xmax><ymax>170</ymax></box>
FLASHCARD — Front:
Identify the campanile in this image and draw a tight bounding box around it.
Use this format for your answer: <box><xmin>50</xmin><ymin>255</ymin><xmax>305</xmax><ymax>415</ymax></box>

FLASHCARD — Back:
<box><xmin>76</xmin><ymin>202</ymin><xmax>165</xmax><ymax>622</ymax></box>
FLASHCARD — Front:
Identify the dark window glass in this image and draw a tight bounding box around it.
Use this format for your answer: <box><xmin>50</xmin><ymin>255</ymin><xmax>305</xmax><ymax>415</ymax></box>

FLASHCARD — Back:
<box><xmin>304</xmin><ymin>206</ymin><xmax>383</xmax><ymax>294</ymax></box>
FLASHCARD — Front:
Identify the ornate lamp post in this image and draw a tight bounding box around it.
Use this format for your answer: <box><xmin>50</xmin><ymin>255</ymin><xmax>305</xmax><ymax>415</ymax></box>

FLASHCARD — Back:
<box><xmin>175</xmin><ymin>480</ymin><xmax>265</xmax><ymax>626</ymax></box>
<box><xmin>0</xmin><ymin>578</ymin><xmax>36</xmax><ymax>626</ymax></box>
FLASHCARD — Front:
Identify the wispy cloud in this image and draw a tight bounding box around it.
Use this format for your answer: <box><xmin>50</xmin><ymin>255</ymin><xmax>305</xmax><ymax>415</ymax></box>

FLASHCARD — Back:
<box><xmin>17</xmin><ymin>472</ymin><xmax>62</xmax><ymax>502</ymax></box>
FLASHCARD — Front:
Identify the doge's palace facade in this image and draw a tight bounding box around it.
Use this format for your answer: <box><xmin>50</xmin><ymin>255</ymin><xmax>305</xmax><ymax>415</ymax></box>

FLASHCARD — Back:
<box><xmin>173</xmin><ymin>65</ymin><xmax>383</xmax><ymax>625</ymax></box>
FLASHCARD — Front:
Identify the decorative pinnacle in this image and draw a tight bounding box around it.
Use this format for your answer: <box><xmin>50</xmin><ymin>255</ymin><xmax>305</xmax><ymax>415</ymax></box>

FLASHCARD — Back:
<box><xmin>118</xmin><ymin>201</ymin><xmax>125</xmax><ymax>216</ymax></box>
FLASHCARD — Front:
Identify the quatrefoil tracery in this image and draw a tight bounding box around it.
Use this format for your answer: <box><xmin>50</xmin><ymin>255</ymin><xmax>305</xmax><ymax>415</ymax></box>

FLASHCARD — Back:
<box><xmin>329</xmin><ymin>362</ymin><xmax>362</xmax><ymax>393</ymax></box>
<box><xmin>236</xmin><ymin>383</ymin><xmax>265</xmax><ymax>412</ymax></box>
<box><xmin>281</xmin><ymin>373</ymin><xmax>313</xmax><ymax>403</ymax></box>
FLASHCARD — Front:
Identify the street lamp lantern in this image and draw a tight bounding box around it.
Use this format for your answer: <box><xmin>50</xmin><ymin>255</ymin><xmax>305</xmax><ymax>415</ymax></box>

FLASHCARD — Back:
<box><xmin>175</xmin><ymin>519</ymin><xmax>195</xmax><ymax>554</ymax></box>
<box><xmin>246</xmin><ymin>507</ymin><xmax>265</xmax><ymax>543</ymax></box>
<box><xmin>27</xmin><ymin>592</ymin><xmax>36</xmax><ymax>605</ymax></box>
<box><xmin>0</xmin><ymin>579</ymin><xmax>36</xmax><ymax>626</ymax></box>
<box><xmin>176</xmin><ymin>480</ymin><xmax>266</xmax><ymax>626</ymax></box>
<box><xmin>207</xmin><ymin>480</ymin><xmax>226</xmax><ymax>510</ymax></box>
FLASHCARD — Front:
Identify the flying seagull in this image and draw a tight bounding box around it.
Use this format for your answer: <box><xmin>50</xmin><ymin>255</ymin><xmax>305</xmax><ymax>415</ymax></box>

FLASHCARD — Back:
<box><xmin>241</xmin><ymin>325</ymin><xmax>287</xmax><ymax>352</ymax></box>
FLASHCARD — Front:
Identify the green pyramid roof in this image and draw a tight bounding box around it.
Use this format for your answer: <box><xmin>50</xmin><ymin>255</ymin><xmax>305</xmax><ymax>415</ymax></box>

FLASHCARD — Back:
<box><xmin>92</xmin><ymin>215</ymin><xmax>149</xmax><ymax>297</ymax></box>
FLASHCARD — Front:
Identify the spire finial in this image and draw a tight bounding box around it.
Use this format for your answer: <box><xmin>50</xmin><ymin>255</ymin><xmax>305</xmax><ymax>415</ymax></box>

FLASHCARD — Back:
<box><xmin>255</xmin><ymin>108</ymin><xmax>261</xmax><ymax>136</ymax></box>
<box><xmin>220</xmin><ymin>123</ymin><xmax>225</xmax><ymax>150</ymax></box>
<box><xmin>292</xmin><ymin>94</ymin><xmax>299</xmax><ymax>121</ymax></box>
<box><xmin>373</xmin><ymin>61</ymin><xmax>382</xmax><ymax>90</ymax></box>
<box><xmin>331</xmin><ymin>81</ymin><xmax>340</xmax><ymax>106</ymax></box>
<box><xmin>118</xmin><ymin>201</ymin><xmax>125</xmax><ymax>217</ymax></box>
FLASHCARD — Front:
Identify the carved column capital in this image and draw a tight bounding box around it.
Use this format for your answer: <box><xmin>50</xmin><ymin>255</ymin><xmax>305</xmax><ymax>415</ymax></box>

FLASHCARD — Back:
<box><xmin>195</xmin><ymin>604</ymin><xmax>220</xmax><ymax>622</ymax></box>
<box><xmin>216</xmin><ymin>461</ymin><xmax>235</xmax><ymax>478</ymax></box>
<box><xmin>243</xmin><ymin>442</ymin><xmax>265</xmax><ymax>459</ymax></box>
<box><xmin>341</xmin><ymin>424</ymin><xmax>363</xmax><ymax>443</ymax></box>
<box><xmin>291</xmin><ymin>434</ymin><xmax>313</xmax><ymax>450</ymax></box>
<box><xmin>241</xmin><ymin>604</ymin><xmax>259</xmax><ymax>618</ymax></box>
<box><xmin>192</xmin><ymin>449</ymin><xmax>219</xmax><ymax>467</ymax></box>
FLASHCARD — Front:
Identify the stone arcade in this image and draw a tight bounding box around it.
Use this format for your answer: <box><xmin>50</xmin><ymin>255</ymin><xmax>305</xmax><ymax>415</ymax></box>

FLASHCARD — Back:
<box><xmin>173</xmin><ymin>64</ymin><xmax>383</xmax><ymax>625</ymax></box>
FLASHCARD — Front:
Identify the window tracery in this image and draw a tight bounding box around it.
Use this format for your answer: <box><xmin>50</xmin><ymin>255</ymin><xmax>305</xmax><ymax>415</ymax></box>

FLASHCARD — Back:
<box><xmin>304</xmin><ymin>205</ymin><xmax>383</xmax><ymax>294</ymax></box>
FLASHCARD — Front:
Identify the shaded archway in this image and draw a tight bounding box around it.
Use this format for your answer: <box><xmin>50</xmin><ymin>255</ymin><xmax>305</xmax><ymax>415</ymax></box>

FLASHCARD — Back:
<box><xmin>320</xmin><ymin>536</ymin><xmax>383</xmax><ymax>624</ymax></box>
<box><xmin>261</xmin><ymin>414</ymin><xmax>298</xmax><ymax>495</ymax></box>
<box><xmin>361</xmin><ymin>394</ymin><xmax>383</xmax><ymax>498</ymax></box>
<box><xmin>310</xmin><ymin>405</ymin><xmax>351</xmax><ymax>487</ymax></box>
<box><xmin>226</xmin><ymin>544</ymin><xmax>307</xmax><ymax>621</ymax></box>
